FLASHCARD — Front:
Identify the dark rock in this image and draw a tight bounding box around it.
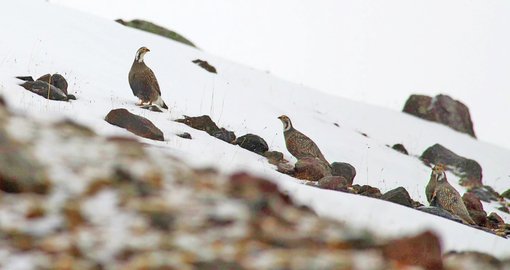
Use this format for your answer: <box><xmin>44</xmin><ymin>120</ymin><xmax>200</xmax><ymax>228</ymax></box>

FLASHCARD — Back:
<box><xmin>391</xmin><ymin>144</ymin><xmax>409</xmax><ymax>155</ymax></box>
<box><xmin>497</xmin><ymin>206</ymin><xmax>509</xmax><ymax>214</ymax></box>
<box><xmin>192</xmin><ymin>59</ymin><xmax>217</xmax><ymax>74</ymax></box>
<box><xmin>502</xmin><ymin>189</ymin><xmax>510</xmax><ymax>199</ymax></box>
<box><xmin>294</xmin><ymin>157</ymin><xmax>331</xmax><ymax>181</ymax></box>
<box><xmin>330</xmin><ymin>162</ymin><xmax>356</xmax><ymax>185</ymax></box>
<box><xmin>403</xmin><ymin>94</ymin><xmax>476</xmax><ymax>137</ymax></box>
<box><xmin>115</xmin><ymin>19</ymin><xmax>196</xmax><ymax>47</ymax></box>
<box><xmin>383</xmin><ymin>231</ymin><xmax>443</xmax><ymax>270</ymax></box>
<box><xmin>105</xmin><ymin>109</ymin><xmax>164</xmax><ymax>141</ymax></box>
<box><xmin>381</xmin><ymin>187</ymin><xmax>413</xmax><ymax>208</ymax></box>
<box><xmin>462</xmin><ymin>192</ymin><xmax>488</xmax><ymax>226</ymax></box>
<box><xmin>418</xmin><ymin>206</ymin><xmax>464</xmax><ymax>224</ymax></box>
<box><xmin>487</xmin><ymin>212</ymin><xmax>504</xmax><ymax>229</ymax></box>
<box><xmin>212</xmin><ymin>128</ymin><xmax>236</xmax><ymax>144</ymax></box>
<box><xmin>264</xmin><ymin>151</ymin><xmax>285</xmax><ymax>165</ymax></box>
<box><xmin>421</xmin><ymin>144</ymin><xmax>482</xmax><ymax>187</ymax></box>
<box><xmin>177</xmin><ymin>132</ymin><xmax>192</xmax><ymax>139</ymax></box>
<box><xmin>149</xmin><ymin>212</ymin><xmax>175</xmax><ymax>231</ymax></box>
<box><xmin>37</xmin><ymin>73</ymin><xmax>68</xmax><ymax>95</ymax></box>
<box><xmin>140</xmin><ymin>104</ymin><xmax>163</xmax><ymax>112</ymax></box>
<box><xmin>470</xmin><ymin>186</ymin><xmax>499</xmax><ymax>202</ymax></box>
<box><xmin>317</xmin><ymin>176</ymin><xmax>350</xmax><ymax>191</ymax></box>
<box><xmin>235</xmin><ymin>134</ymin><xmax>268</xmax><ymax>155</ymax></box>
<box><xmin>19</xmin><ymin>80</ymin><xmax>69</xmax><ymax>101</ymax></box>
<box><xmin>0</xmin><ymin>129</ymin><xmax>50</xmax><ymax>194</ymax></box>
<box><xmin>352</xmin><ymin>184</ymin><xmax>382</xmax><ymax>198</ymax></box>
<box><xmin>0</xmin><ymin>96</ymin><xmax>6</xmax><ymax>107</ymax></box>
<box><xmin>175</xmin><ymin>115</ymin><xmax>220</xmax><ymax>135</ymax></box>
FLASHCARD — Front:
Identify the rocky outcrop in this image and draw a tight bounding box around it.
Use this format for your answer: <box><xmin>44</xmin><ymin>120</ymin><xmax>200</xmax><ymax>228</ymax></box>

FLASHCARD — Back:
<box><xmin>294</xmin><ymin>157</ymin><xmax>331</xmax><ymax>181</ymax></box>
<box><xmin>403</xmin><ymin>94</ymin><xmax>476</xmax><ymax>138</ymax></box>
<box><xmin>383</xmin><ymin>231</ymin><xmax>443</xmax><ymax>270</ymax></box>
<box><xmin>234</xmin><ymin>134</ymin><xmax>268</xmax><ymax>155</ymax></box>
<box><xmin>330</xmin><ymin>162</ymin><xmax>356</xmax><ymax>185</ymax></box>
<box><xmin>176</xmin><ymin>115</ymin><xmax>236</xmax><ymax>143</ymax></box>
<box><xmin>105</xmin><ymin>108</ymin><xmax>164</xmax><ymax>141</ymax></box>
<box><xmin>17</xmin><ymin>74</ymin><xmax>76</xmax><ymax>101</ymax></box>
<box><xmin>115</xmin><ymin>19</ymin><xmax>196</xmax><ymax>47</ymax></box>
<box><xmin>192</xmin><ymin>59</ymin><xmax>217</xmax><ymax>74</ymax></box>
<box><xmin>421</xmin><ymin>144</ymin><xmax>483</xmax><ymax>187</ymax></box>
<box><xmin>381</xmin><ymin>187</ymin><xmax>414</xmax><ymax>208</ymax></box>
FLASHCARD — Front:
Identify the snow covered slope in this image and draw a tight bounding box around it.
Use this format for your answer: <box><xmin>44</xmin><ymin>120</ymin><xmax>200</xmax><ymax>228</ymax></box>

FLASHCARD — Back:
<box><xmin>1</xmin><ymin>0</ymin><xmax>509</xmax><ymax>258</ymax></box>
<box><xmin>50</xmin><ymin>0</ymin><xmax>510</xmax><ymax>151</ymax></box>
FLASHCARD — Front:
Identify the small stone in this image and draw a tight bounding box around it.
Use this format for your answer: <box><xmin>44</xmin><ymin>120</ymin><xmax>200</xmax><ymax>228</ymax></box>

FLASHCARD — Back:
<box><xmin>192</xmin><ymin>59</ymin><xmax>218</xmax><ymax>74</ymax></box>
<box><xmin>317</xmin><ymin>176</ymin><xmax>349</xmax><ymax>191</ymax></box>
<box><xmin>276</xmin><ymin>162</ymin><xmax>294</xmax><ymax>175</ymax></box>
<box><xmin>330</xmin><ymin>162</ymin><xmax>356</xmax><ymax>185</ymax></box>
<box><xmin>487</xmin><ymin>212</ymin><xmax>504</xmax><ymax>229</ymax></box>
<box><xmin>381</xmin><ymin>187</ymin><xmax>413</xmax><ymax>207</ymax></box>
<box><xmin>177</xmin><ymin>132</ymin><xmax>192</xmax><ymax>139</ymax></box>
<box><xmin>418</xmin><ymin>206</ymin><xmax>464</xmax><ymax>224</ymax></box>
<box><xmin>175</xmin><ymin>115</ymin><xmax>220</xmax><ymax>135</ymax></box>
<box><xmin>391</xmin><ymin>144</ymin><xmax>409</xmax><ymax>155</ymax></box>
<box><xmin>235</xmin><ymin>134</ymin><xmax>269</xmax><ymax>155</ymax></box>
<box><xmin>212</xmin><ymin>128</ymin><xmax>236</xmax><ymax>143</ymax></box>
<box><xmin>264</xmin><ymin>151</ymin><xmax>285</xmax><ymax>165</ymax></box>
<box><xmin>105</xmin><ymin>108</ymin><xmax>164</xmax><ymax>141</ymax></box>
<box><xmin>501</xmin><ymin>189</ymin><xmax>510</xmax><ymax>199</ymax></box>
<box><xmin>352</xmin><ymin>184</ymin><xmax>382</xmax><ymax>198</ymax></box>
<box><xmin>294</xmin><ymin>157</ymin><xmax>331</xmax><ymax>181</ymax></box>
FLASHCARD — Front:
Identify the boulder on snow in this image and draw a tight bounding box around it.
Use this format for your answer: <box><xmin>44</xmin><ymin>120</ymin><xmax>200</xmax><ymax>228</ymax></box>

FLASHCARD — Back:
<box><xmin>294</xmin><ymin>157</ymin><xmax>331</xmax><ymax>181</ymax></box>
<box><xmin>487</xmin><ymin>212</ymin><xmax>504</xmax><ymax>230</ymax></box>
<box><xmin>177</xmin><ymin>132</ymin><xmax>192</xmax><ymax>139</ymax></box>
<box><xmin>462</xmin><ymin>192</ymin><xmax>488</xmax><ymax>227</ymax></box>
<box><xmin>192</xmin><ymin>59</ymin><xmax>217</xmax><ymax>74</ymax></box>
<box><xmin>351</xmin><ymin>184</ymin><xmax>382</xmax><ymax>198</ymax></box>
<box><xmin>403</xmin><ymin>94</ymin><xmax>476</xmax><ymax>138</ymax></box>
<box><xmin>105</xmin><ymin>108</ymin><xmax>164</xmax><ymax>141</ymax></box>
<box><xmin>391</xmin><ymin>143</ymin><xmax>409</xmax><ymax>155</ymax></box>
<box><xmin>381</xmin><ymin>187</ymin><xmax>414</xmax><ymax>208</ymax></box>
<box><xmin>317</xmin><ymin>176</ymin><xmax>350</xmax><ymax>191</ymax></box>
<box><xmin>235</xmin><ymin>134</ymin><xmax>268</xmax><ymax>155</ymax></box>
<box><xmin>330</xmin><ymin>162</ymin><xmax>356</xmax><ymax>185</ymax></box>
<box><xmin>421</xmin><ymin>144</ymin><xmax>483</xmax><ymax>187</ymax></box>
<box><xmin>115</xmin><ymin>19</ymin><xmax>196</xmax><ymax>47</ymax></box>
<box><xmin>17</xmin><ymin>74</ymin><xmax>76</xmax><ymax>100</ymax></box>
<box><xmin>383</xmin><ymin>231</ymin><xmax>443</xmax><ymax>270</ymax></box>
<box><xmin>176</xmin><ymin>115</ymin><xmax>236</xmax><ymax>143</ymax></box>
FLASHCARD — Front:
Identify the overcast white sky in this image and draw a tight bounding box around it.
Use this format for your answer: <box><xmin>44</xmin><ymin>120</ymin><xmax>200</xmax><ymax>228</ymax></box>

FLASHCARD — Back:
<box><xmin>51</xmin><ymin>0</ymin><xmax>510</xmax><ymax>149</ymax></box>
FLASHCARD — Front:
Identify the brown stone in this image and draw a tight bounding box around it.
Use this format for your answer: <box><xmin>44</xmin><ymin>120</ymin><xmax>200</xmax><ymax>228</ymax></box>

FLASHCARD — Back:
<box><xmin>352</xmin><ymin>184</ymin><xmax>382</xmax><ymax>198</ymax></box>
<box><xmin>403</xmin><ymin>94</ymin><xmax>476</xmax><ymax>138</ymax></box>
<box><xmin>330</xmin><ymin>162</ymin><xmax>356</xmax><ymax>185</ymax></box>
<box><xmin>192</xmin><ymin>59</ymin><xmax>217</xmax><ymax>74</ymax></box>
<box><xmin>317</xmin><ymin>176</ymin><xmax>350</xmax><ymax>191</ymax></box>
<box><xmin>175</xmin><ymin>115</ymin><xmax>220</xmax><ymax>135</ymax></box>
<box><xmin>294</xmin><ymin>157</ymin><xmax>331</xmax><ymax>181</ymax></box>
<box><xmin>383</xmin><ymin>230</ymin><xmax>443</xmax><ymax>270</ymax></box>
<box><xmin>105</xmin><ymin>108</ymin><xmax>164</xmax><ymax>141</ymax></box>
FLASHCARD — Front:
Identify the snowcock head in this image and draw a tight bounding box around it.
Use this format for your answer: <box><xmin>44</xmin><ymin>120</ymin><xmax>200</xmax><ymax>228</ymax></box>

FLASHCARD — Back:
<box><xmin>135</xmin><ymin>46</ymin><xmax>150</xmax><ymax>62</ymax></box>
<box><xmin>278</xmin><ymin>115</ymin><xmax>293</xmax><ymax>131</ymax></box>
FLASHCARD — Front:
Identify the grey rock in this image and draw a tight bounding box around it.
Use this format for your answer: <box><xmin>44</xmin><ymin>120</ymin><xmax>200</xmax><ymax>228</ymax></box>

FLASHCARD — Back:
<box><xmin>381</xmin><ymin>187</ymin><xmax>413</xmax><ymax>208</ymax></box>
<box><xmin>235</xmin><ymin>134</ymin><xmax>268</xmax><ymax>155</ymax></box>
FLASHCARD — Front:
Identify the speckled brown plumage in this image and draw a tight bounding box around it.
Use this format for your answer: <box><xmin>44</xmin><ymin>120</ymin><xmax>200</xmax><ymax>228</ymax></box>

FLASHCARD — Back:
<box><xmin>128</xmin><ymin>47</ymin><xmax>168</xmax><ymax>109</ymax></box>
<box><xmin>278</xmin><ymin>115</ymin><xmax>329</xmax><ymax>164</ymax></box>
<box><xmin>429</xmin><ymin>165</ymin><xmax>475</xmax><ymax>225</ymax></box>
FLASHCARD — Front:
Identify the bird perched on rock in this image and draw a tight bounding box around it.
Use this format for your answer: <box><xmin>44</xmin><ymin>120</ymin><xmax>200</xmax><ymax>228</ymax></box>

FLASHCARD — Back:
<box><xmin>277</xmin><ymin>115</ymin><xmax>329</xmax><ymax>164</ymax></box>
<box><xmin>428</xmin><ymin>164</ymin><xmax>476</xmax><ymax>225</ymax></box>
<box><xmin>128</xmin><ymin>46</ymin><xmax>168</xmax><ymax>109</ymax></box>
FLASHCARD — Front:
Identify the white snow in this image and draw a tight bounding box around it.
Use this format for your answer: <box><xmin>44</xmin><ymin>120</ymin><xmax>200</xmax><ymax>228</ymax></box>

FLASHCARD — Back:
<box><xmin>49</xmin><ymin>0</ymin><xmax>510</xmax><ymax>151</ymax></box>
<box><xmin>0</xmin><ymin>0</ymin><xmax>509</xmax><ymax>259</ymax></box>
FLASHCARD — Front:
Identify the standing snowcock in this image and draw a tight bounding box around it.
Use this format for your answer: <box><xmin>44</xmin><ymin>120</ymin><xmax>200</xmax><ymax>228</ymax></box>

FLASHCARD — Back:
<box><xmin>128</xmin><ymin>46</ymin><xmax>168</xmax><ymax>109</ymax></box>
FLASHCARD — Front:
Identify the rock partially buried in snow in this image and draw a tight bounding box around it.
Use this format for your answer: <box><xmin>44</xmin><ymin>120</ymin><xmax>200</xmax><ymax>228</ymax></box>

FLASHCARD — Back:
<box><xmin>352</xmin><ymin>184</ymin><xmax>382</xmax><ymax>198</ymax></box>
<box><xmin>403</xmin><ymin>94</ymin><xmax>476</xmax><ymax>138</ymax></box>
<box><xmin>175</xmin><ymin>115</ymin><xmax>236</xmax><ymax>144</ymax></box>
<box><xmin>381</xmin><ymin>187</ymin><xmax>414</xmax><ymax>208</ymax></box>
<box><xmin>330</xmin><ymin>162</ymin><xmax>356</xmax><ymax>185</ymax></box>
<box><xmin>383</xmin><ymin>231</ymin><xmax>443</xmax><ymax>270</ymax></box>
<box><xmin>234</xmin><ymin>133</ymin><xmax>269</xmax><ymax>155</ymax></box>
<box><xmin>317</xmin><ymin>176</ymin><xmax>350</xmax><ymax>191</ymax></box>
<box><xmin>105</xmin><ymin>108</ymin><xmax>164</xmax><ymax>141</ymax></box>
<box><xmin>294</xmin><ymin>157</ymin><xmax>331</xmax><ymax>181</ymax></box>
<box><xmin>421</xmin><ymin>143</ymin><xmax>483</xmax><ymax>187</ymax></box>
<box><xmin>418</xmin><ymin>206</ymin><xmax>464</xmax><ymax>224</ymax></box>
<box><xmin>391</xmin><ymin>143</ymin><xmax>409</xmax><ymax>155</ymax></box>
<box><xmin>264</xmin><ymin>151</ymin><xmax>285</xmax><ymax>165</ymax></box>
<box><xmin>211</xmin><ymin>128</ymin><xmax>236</xmax><ymax>144</ymax></box>
<box><xmin>192</xmin><ymin>59</ymin><xmax>217</xmax><ymax>74</ymax></box>
<box><xmin>177</xmin><ymin>132</ymin><xmax>192</xmax><ymax>139</ymax></box>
